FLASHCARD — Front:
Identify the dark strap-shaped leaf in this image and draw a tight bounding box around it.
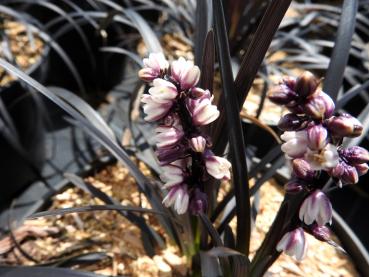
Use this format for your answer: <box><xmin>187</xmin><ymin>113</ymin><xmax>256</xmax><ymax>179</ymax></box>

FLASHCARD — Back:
<box><xmin>323</xmin><ymin>0</ymin><xmax>359</xmax><ymax>101</ymax></box>
<box><xmin>213</xmin><ymin>0</ymin><xmax>251</xmax><ymax>256</ymax></box>
<box><xmin>28</xmin><ymin>204</ymin><xmax>165</xmax><ymax>219</ymax></box>
<box><xmin>0</xmin><ymin>266</ymin><xmax>122</xmax><ymax>277</ymax></box>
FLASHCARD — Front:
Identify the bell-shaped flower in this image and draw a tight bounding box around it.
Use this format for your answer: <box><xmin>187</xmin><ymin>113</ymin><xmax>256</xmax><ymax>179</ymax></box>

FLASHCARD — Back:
<box><xmin>162</xmin><ymin>185</ymin><xmax>189</xmax><ymax>214</ymax></box>
<box><xmin>186</xmin><ymin>97</ymin><xmax>220</xmax><ymax>126</ymax></box>
<box><xmin>154</xmin><ymin>124</ymin><xmax>184</xmax><ymax>148</ymax></box>
<box><xmin>280</xmin><ymin>130</ymin><xmax>309</xmax><ymax>158</ymax></box>
<box><xmin>143</xmin><ymin>53</ymin><xmax>168</xmax><ymax>74</ymax></box>
<box><xmin>148</xmin><ymin>78</ymin><xmax>178</xmax><ymax>103</ymax></box>
<box><xmin>204</xmin><ymin>151</ymin><xmax>232</xmax><ymax>180</ymax></box>
<box><xmin>160</xmin><ymin>163</ymin><xmax>185</xmax><ymax>189</ymax></box>
<box><xmin>304</xmin><ymin>143</ymin><xmax>339</xmax><ymax>170</ymax></box>
<box><xmin>141</xmin><ymin>95</ymin><xmax>173</xmax><ymax>121</ymax></box>
<box><xmin>355</xmin><ymin>163</ymin><xmax>369</xmax><ymax>176</ymax></box>
<box><xmin>299</xmin><ymin>190</ymin><xmax>332</xmax><ymax>226</ymax></box>
<box><xmin>189</xmin><ymin>136</ymin><xmax>207</xmax><ymax>153</ymax></box>
<box><xmin>303</xmin><ymin>91</ymin><xmax>335</xmax><ymax>120</ymax></box>
<box><xmin>276</xmin><ymin>227</ymin><xmax>307</xmax><ymax>261</ymax></box>
<box><xmin>171</xmin><ymin>57</ymin><xmax>200</xmax><ymax>90</ymax></box>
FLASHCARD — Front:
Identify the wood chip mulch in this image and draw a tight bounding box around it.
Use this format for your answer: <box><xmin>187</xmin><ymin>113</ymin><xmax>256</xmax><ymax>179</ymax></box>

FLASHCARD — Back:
<box><xmin>0</xmin><ymin>163</ymin><xmax>359</xmax><ymax>277</ymax></box>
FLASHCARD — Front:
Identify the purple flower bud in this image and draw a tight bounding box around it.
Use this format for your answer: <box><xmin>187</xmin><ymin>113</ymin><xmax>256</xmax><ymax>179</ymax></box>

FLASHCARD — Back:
<box><xmin>189</xmin><ymin>189</ymin><xmax>208</xmax><ymax>215</ymax></box>
<box><xmin>162</xmin><ymin>185</ymin><xmax>189</xmax><ymax>214</ymax></box>
<box><xmin>340</xmin><ymin>146</ymin><xmax>369</xmax><ymax>165</ymax></box>
<box><xmin>171</xmin><ymin>57</ymin><xmax>200</xmax><ymax>90</ymax></box>
<box><xmin>295</xmin><ymin>71</ymin><xmax>320</xmax><ymax>97</ymax></box>
<box><xmin>325</xmin><ymin>113</ymin><xmax>363</xmax><ymax>138</ymax></box>
<box><xmin>156</xmin><ymin>144</ymin><xmax>189</xmax><ymax>165</ymax></box>
<box><xmin>267</xmin><ymin>84</ymin><xmax>298</xmax><ymax>105</ymax></box>
<box><xmin>204</xmin><ymin>151</ymin><xmax>232</xmax><ymax>180</ymax></box>
<box><xmin>299</xmin><ymin>190</ymin><xmax>332</xmax><ymax>226</ymax></box>
<box><xmin>355</xmin><ymin>163</ymin><xmax>369</xmax><ymax>176</ymax></box>
<box><xmin>303</xmin><ymin>91</ymin><xmax>335</xmax><ymax>120</ymax></box>
<box><xmin>328</xmin><ymin>161</ymin><xmax>345</xmax><ymax>179</ymax></box>
<box><xmin>306</xmin><ymin>124</ymin><xmax>328</xmax><ymax>150</ymax></box>
<box><xmin>189</xmin><ymin>136</ymin><xmax>207</xmax><ymax>153</ymax></box>
<box><xmin>281</xmin><ymin>76</ymin><xmax>296</xmax><ymax>91</ymax></box>
<box><xmin>292</xmin><ymin>158</ymin><xmax>315</xmax><ymax>180</ymax></box>
<box><xmin>284</xmin><ymin>179</ymin><xmax>305</xmax><ymax>193</ymax></box>
<box><xmin>276</xmin><ymin>227</ymin><xmax>307</xmax><ymax>261</ymax></box>
<box><xmin>310</xmin><ymin>224</ymin><xmax>331</xmax><ymax>242</ymax></box>
<box><xmin>286</xmin><ymin>101</ymin><xmax>305</xmax><ymax>114</ymax></box>
<box><xmin>278</xmin><ymin>113</ymin><xmax>306</xmax><ymax>131</ymax></box>
<box><xmin>341</xmin><ymin>164</ymin><xmax>359</xmax><ymax>185</ymax></box>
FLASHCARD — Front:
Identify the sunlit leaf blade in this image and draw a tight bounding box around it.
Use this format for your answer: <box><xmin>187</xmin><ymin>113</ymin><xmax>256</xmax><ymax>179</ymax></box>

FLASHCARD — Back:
<box><xmin>323</xmin><ymin>0</ymin><xmax>359</xmax><ymax>101</ymax></box>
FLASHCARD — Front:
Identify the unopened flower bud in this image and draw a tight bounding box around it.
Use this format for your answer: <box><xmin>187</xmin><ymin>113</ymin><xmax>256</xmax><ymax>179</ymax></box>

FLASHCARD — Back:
<box><xmin>278</xmin><ymin>113</ymin><xmax>306</xmax><ymax>131</ymax></box>
<box><xmin>299</xmin><ymin>190</ymin><xmax>332</xmax><ymax>226</ymax></box>
<box><xmin>341</xmin><ymin>164</ymin><xmax>359</xmax><ymax>184</ymax></box>
<box><xmin>292</xmin><ymin>158</ymin><xmax>315</xmax><ymax>180</ymax></box>
<box><xmin>281</xmin><ymin>76</ymin><xmax>296</xmax><ymax>91</ymax></box>
<box><xmin>340</xmin><ymin>146</ymin><xmax>369</xmax><ymax>165</ymax></box>
<box><xmin>295</xmin><ymin>71</ymin><xmax>320</xmax><ymax>97</ymax></box>
<box><xmin>304</xmin><ymin>91</ymin><xmax>335</xmax><ymax>119</ymax></box>
<box><xmin>154</xmin><ymin>125</ymin><xmax>184</xmax><ymax>148</ymax></box>
<box><xmin>284</xmin><ymin>179</ymin><xmax>305</xmax><ymax>193</ymax></box>
<box><xmin>286</xmin><ymin>102</ymin><xmax>306</xmax><ymax>115</ymax></box>
<box><xmin>268</xmin><ymin>84</ymin><xmax>298</xmax><ymax>105</ymax></box>
<box><xmin>189</xmin><ymin>189</ymin><xmax>208</xmax><ymax>215</ymax></box>
<box><xmin>310</xmin><ymin>224</ymin><xmax>331</xmax><ymax>242</ymax></box>
<box><xmin>306</xmin><ymin>124</ymin><xmax>328</xmax><ymax>150</ymax></box>
<box><xmin>355</xmin><ymin>163</ymin><xmax>369</xmax><ymax>176</ymax></box>
<box><xmin>189</xmin><ymin>136</ymin><xmax>207</xmax><ymax>153</ymax></box>
<box><xmin>276</xmin><ymin>227</ymin><xmax>307</xmax><ymax>261</ymax></box>
<box><xmin>326</xmin><ymin>113</ymin><xmax>363</xmax><ymax>138</ymax></box>
<box><xmin>328</xmin><ymin>162</ymin><xmax>345</xmax><ymax>179</ymax></box>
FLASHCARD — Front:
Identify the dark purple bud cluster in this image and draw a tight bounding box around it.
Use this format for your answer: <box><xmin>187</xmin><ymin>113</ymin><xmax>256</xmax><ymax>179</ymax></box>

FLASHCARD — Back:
<box><xmin>271</xmin><ymin>71</ymin><xmax>369</xmax><ymax>260</ymax></box>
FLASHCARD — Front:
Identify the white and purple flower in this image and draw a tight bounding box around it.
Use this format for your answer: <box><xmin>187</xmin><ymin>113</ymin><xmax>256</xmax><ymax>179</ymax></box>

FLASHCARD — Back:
<box><xmin>186</xmin><ymin>97</ymin><xmax>220</xmax><ymax>126</ymax></box>
<box><xmin>171</xmin><ymin>57</ymin><xmax>200</xmax><ymax>90</ymax></box>
<box><xmin>204</xmin><ymin>151</ymin><xmax>232</xmax><ymax>180</ymax></box>
<box><xmin>276</xmin><ymin>227</ymin><xmax>307</xmax><ymax>261</ymax></box>
<box><xmin>299</xmin><ymin>190</ymin><xmax>332</xmax><ymax>226</ymax></box>
<box><xmin>162</xmin><ymin>185</ymin><xmax>190</xmax><ymax>214</ymax></box>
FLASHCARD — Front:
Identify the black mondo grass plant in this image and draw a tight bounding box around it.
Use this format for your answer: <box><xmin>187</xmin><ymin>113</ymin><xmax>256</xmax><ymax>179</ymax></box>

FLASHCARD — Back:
<box><xmin>1</xmin><ymin>0</ymin><xmax>369</xmax><ymax>277</ymax></box>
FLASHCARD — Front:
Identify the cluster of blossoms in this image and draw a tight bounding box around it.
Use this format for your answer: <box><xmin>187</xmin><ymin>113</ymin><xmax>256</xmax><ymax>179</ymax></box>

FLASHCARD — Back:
<box><xmin>269</xmin><ymin>71</ymin><xmax>369</xmax><ymax>260</ymax></box>
<box><xmin>139</xmin><ymin>53</ymin><xmax>231</xmax><ymax>215</ymax></box>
